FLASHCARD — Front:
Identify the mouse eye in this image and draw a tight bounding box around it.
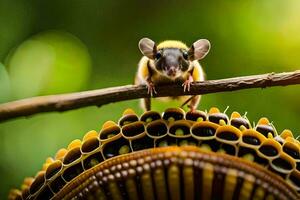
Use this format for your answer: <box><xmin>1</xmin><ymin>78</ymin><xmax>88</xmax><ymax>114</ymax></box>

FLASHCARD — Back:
<box><xmin>183</xmin><ymin>51</ymin><xmax>188</xmax><ymax>60</ymax></box>
<box><xmin>155</xmin><ymin>52</ymin><xmax>162</xmax><ymax>59</ymax></box>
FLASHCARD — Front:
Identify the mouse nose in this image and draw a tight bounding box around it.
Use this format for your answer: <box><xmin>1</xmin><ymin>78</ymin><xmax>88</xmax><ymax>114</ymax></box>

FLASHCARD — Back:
<box><xmin>167</xmin><ymin>66</ymin><xmax>176</xmax><ymax>76</ymax></box>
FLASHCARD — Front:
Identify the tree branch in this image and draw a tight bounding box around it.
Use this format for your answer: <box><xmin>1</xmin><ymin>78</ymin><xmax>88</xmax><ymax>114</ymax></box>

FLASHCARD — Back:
<box><xmin>0</xmin><ymin>70</ymin><xmax>300</xmax><ymax>122</ymax></box>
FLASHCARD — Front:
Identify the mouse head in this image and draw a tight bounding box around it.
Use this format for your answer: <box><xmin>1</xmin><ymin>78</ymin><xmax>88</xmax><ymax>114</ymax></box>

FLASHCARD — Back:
<box><xmin>139</xmin><ymin>38</ymin><xmax>210</xmax><ymax>78</ymax></box>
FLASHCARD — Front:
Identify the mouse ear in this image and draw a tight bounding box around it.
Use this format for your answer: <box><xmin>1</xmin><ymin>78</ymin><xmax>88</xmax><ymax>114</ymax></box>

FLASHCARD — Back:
<box><xmin>188</xmin><ymin>39</ymin><xmax>210</xmax><ymax>60</ymax></box>
<box><xmin>138</xmin><ymin>38</ymin><xmax>157</xmax><ymax>59</ymax></box>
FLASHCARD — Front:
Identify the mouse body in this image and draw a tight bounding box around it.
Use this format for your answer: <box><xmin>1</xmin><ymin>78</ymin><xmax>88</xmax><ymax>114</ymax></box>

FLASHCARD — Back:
<box><xmin>135</xmin><ymin>38</ymin><xmax>210</xmax><ymax>111</ymax></box>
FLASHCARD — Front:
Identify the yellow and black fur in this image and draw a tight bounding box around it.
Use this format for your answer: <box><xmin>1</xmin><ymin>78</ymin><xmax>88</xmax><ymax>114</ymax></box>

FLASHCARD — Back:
<box><xmin>135</xmin><ymin>38</ymin><xmax>210</xmax><ymax>111</ymax></box>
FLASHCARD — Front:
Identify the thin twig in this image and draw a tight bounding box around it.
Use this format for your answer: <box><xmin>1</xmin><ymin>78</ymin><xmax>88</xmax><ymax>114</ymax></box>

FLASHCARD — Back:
<box><xmin>0</xmin><ymin>70</ymin><xmax>300</xmax><ymax>122</ymax></box>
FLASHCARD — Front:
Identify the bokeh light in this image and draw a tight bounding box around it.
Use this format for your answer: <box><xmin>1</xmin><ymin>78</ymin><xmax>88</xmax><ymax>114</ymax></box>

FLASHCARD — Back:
<box><xmin>0</xmin><ymin>63</ymin><xmax>10</xmax><ymax>103</ymax></box>
<box><xmin>5</xmin><ymin>30</ymin><xmax>91</xmax><ymax>99</ymax></box>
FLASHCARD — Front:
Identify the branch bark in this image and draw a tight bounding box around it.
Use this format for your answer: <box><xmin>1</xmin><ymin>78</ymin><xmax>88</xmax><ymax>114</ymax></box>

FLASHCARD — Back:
<box><xmin>1</xmin><ymin>70</ymin><xmax>300</xmax><ymax>122</ymax></box>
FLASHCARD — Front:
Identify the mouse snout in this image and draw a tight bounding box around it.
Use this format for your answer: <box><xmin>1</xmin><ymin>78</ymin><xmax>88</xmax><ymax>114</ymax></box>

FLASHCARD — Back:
<box><xmin>167</xmin><ymin>66</ymin><xmax>177</xmax><ymax>76</ymax></box>
<box><xmin>164</xmin><ymin>55</ymin><xmax>179</xmax><ymax>77</ymax></box>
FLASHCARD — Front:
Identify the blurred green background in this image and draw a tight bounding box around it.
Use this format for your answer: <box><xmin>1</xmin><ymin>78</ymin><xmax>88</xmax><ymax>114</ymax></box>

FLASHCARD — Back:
<box><xmin>1</xmin><ymin>0</ymin><xmax>300</xmax><ymax>198</ymax></box>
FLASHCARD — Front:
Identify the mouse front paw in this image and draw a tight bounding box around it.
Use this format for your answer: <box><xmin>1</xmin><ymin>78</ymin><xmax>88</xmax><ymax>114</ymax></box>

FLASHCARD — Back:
<box><xmin>182</xmin><ymin>79</ymin><xmax>193</xmax><ymax>92</ymax></box>
<box><xmin>146</xmin><ymin>81</ymin><xmax>157</xmax><ymax>96</ymax></box>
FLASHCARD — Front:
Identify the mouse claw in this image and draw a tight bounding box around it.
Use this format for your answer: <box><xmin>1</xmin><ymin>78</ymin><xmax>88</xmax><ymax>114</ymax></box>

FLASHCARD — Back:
<box><xmin>146</xmin><ymin>82</ymin><xmax>157</xmax><ymax>96</ymax></box>
<box><xmin>182</xmin><ymin>79</ymin><xmax>192</xmax><ymax>92</ymax></box>
<box><xmin>182</xmin><ymin>75</ymin><xmax>194</xmax><ymax>92</ymax></box>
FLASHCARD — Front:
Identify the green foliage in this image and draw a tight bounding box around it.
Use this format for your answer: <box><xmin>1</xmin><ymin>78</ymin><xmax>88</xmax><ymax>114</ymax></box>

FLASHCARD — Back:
<box><xmin>1</xmin><ymin>0</ymin><xmax>300</xmax><ymax>198</ymax></box>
